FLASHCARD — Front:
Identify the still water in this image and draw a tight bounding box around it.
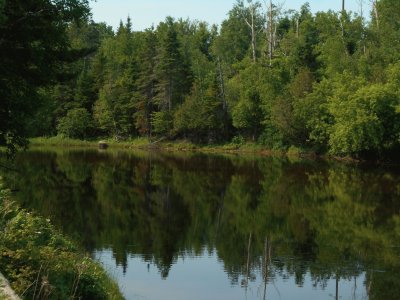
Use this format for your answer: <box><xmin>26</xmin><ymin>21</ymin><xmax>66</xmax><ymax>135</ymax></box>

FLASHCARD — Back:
<box><xmin>3</xmin><ymin>149</ymin><xmax>400</xmax><ymax>300</ymax></box>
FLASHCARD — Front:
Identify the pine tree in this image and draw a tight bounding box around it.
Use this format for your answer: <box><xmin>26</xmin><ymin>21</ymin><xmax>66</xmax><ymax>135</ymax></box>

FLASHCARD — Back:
<box><xmin>151</xmin><ymin>17</ymin><xmax>192</xmax><ymax>136</ymax></box>
<box><xmin>134</xmin><ymin>29</ymin><xmax>158</xmax><ymax>137</ymax></box>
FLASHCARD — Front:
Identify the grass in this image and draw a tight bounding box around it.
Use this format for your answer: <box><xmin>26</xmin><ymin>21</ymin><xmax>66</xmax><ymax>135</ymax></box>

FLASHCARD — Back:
<box><xmin>0</xmin><ymin>180</ymin><xmax>124</xmax><ymax>300</ymax></box>
<box><xmin>29</xmin><ymin>136</ymin><xmax>263</xmax><ymax>153</ymax></box>
<box><xmin>104</xmin><ymin>137</ymin><xmax>150</xmax><ymax>148</ymax></box>
<box><xmin>29</xmin><ymin>136</ymin><xmax>320</xmax><ymax>159</ymax></box>
<box><xmin>30</xmin><ymin>136</ymin><xmax>150</xmax><ymax>149</ymax></box>
<box><xmin>30</xmin><ymin>136</ymin><xmax>98</xmax><ymax>147</ymax></box>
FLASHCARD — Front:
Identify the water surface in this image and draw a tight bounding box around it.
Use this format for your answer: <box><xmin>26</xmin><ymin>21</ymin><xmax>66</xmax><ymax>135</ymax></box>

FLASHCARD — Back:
<box><xmin>3</xmin><ymin>149</ymin><xmax>400</xmax><ymax>300</ymax></box>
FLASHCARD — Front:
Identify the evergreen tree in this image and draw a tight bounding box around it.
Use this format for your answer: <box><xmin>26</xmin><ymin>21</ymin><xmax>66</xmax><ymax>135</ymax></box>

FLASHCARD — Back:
<box><xmin>134</xmin><ymin>29</ymin><xmax>157</xmax><ymax>137</ymax></box>
<box><xmin>151</xmin><ymin>17</ymin><xmax>192</xmax><ymax>136</ymax></box>
<box><xmin>0</xmin><ymin>0</ymin><xmax>90</xmax><ymax>154</ymax></box>
<box><xmin>4</xmin><ymin>0</ymin><xmax>400</xmax><ymax>159</ymax></box>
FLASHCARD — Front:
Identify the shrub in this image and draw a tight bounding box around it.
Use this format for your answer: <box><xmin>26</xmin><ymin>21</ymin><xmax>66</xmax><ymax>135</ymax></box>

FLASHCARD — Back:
<box><xmin>57</xmin><ymin>108</ymin><xmax>91</xmax><ymax>139</ymax></box>
<box><xmin>287</xmin><ymin>146</ymin><xmax>303</xmax><ymax>157</ymax></box>
<box><xmin>151</xmin><ymin>111</ymin><xmax>173</xmax><ymax>135</ymax></box>
<box><xmin>231</xmin><ymin>135</ymin><xmax>245</xmax><ymax>145</ymax></box>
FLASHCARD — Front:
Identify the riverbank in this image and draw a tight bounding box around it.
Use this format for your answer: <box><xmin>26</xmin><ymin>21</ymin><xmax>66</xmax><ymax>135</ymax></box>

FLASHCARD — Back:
<box><xmin>29</xmin><ymin>136</ymin><xmax>318</xmax><ymax>158</ymax></box>
<box><xmin>33</xmin><ymin>137</ymin><xmax>400</xmax><ymax>166</ymax></box>
<box><xmin>0</xmin><ymin>180</ymin><xmax>124</xmax><ymax>300</ymax></box>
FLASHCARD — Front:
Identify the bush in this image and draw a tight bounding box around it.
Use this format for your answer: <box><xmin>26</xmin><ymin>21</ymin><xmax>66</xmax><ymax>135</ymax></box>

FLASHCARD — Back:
<box><xmin>231</xmin><ymin>135</ymin><xmax>245</xmax><ymax>145</ymax></box>
<box><xmin>287</xmin><ymin>146</ymin><xmax>303</xmax><ymax>157</ymax></box>
<box><xmin>57</xmin><ymin>108</ymin><xmax>92</xmax><ymax>139</ymax></box>
<box><xmin>328</xmin><ymin>83</ymin><xmax>400</xmax><ymax>156</ymax></box>
<box><xmin>151</xmin><ymin>111</ymin><xmax>173</xmax><ymax>135</ymax></box>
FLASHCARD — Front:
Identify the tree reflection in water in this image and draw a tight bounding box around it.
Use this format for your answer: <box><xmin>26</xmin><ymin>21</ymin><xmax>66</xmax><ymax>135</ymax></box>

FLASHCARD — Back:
<box><xmin>3</xmin><ymin>149</ymin><xmax>400</xmax><ymax>299</ymax></box>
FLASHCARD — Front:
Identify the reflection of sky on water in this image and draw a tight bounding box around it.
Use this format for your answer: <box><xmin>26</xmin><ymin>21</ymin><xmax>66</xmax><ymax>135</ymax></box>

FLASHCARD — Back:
<box><xmin>95</xmin><ymin>249</ymin><xmax>368</xmax><ymax>300</ymax></box>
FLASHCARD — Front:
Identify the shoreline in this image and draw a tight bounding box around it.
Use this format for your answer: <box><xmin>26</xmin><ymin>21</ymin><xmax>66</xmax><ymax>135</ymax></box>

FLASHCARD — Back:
<box><xmin>28</xmin><ymin>137</ymin><xmax>382</xmax><ymax>166</ymax></box>
<box><xmin>28</xmin><ymin>136</ymin><xmax>318</xmax><ymax>156</ymax></box>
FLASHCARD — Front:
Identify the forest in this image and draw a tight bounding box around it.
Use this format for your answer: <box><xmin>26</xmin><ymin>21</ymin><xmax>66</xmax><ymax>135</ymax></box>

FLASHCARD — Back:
<box><xmin>1</xmin><ymin>0</ymin><xmax>400</xmax><ymax>159</ymax></box>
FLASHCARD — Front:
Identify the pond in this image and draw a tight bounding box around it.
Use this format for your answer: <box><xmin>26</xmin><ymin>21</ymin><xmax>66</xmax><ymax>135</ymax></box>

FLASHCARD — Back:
<box><xmin>2</xmin><ymin>149</ymin><xmax>400</xmax><ymax>300</ymax></box>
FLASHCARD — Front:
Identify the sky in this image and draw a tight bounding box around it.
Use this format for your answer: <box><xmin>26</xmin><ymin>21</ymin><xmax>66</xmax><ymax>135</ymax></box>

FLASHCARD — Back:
<box><xmin>90</xmin><ymin>0</ymin><xmax>370</xmax><ymax>31</ymax></box>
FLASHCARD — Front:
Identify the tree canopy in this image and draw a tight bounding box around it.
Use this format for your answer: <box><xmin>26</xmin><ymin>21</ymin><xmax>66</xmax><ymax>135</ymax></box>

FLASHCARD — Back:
<box><xmin>3</xmin><ymin>0</ymin><xmax>400</xmax><ymax>159</ymax></box>
<box><xmin>0</xmin><ymin>0</ymin><xmax>90</xmax><ymax>155</ymax></box>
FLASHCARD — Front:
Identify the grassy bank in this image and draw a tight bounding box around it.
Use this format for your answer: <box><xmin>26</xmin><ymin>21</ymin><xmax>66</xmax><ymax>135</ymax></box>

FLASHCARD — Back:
<box><xmin>0</xmin><ymin>180</ymin><xmax>124</xmax><ymax>300</ymax></box>
<box><xmin>30</xmin><ymin>136</ymin><xmax>151</xmax><ymax>150</ymax></box>
<box><xmin>29</xmin><ymin>136</ymin><xmax>317</xmax><ymax>158</ymax></box>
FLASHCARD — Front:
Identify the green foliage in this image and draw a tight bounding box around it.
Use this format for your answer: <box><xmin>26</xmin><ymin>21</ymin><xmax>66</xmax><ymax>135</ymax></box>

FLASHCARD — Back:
<box><xmin>154</xmin><ymin>17</ymin><xmax>192</xmax><ymax>113</ymax></box>
<box><xmin>30</xmin><ymin>136</ymin><xmax>97</xmax><ymax>148</ymax></box>
<box><xmin>295</xmin><ymin>79</ymin><xmax>333</xmax><ymax>152</ymax></box>
<box><xmin>3</xmin><ymin>0</ymin><xmax>400</xmax><ymax>159</ymax></box>
<box><xmin>151</xmin><ymin>111</ymin><xmax>173</xmax><ymax>135</ymax></box>
<box><xmin>229</xmin><ymin>63</ymin><xmax>273</xmax><ymax>141</ymax></box>
<box><xmin>0</xmin><ymin>0</ymin><xmax>91</xmax><ymax>155</ymax></box>
<box><xmin>0</xmin><ymin>0</ymin><xmax>5</xmax><ymax>24</ymax></box>
<box><xmin>326</xmin><ymin>74</ymin><xmax>400</xmax><ymax>156</ymax></box>
<box><xmin>0</xmin><ymin>180</ymin><xmax>123</xmax><ymax>300</ymax></box>
<box><xmin>91</xmin><ymin>19</ymin><xmax>139</xmax><ymax>139</ymax></box>
<box><xmin>93</xmin><ymin>85</ymin><xmax>115</xmax><ymax>134</ymax></box>
<box><xmin>287</xmin><ymin>145</ymin><xmax>304</xmax><ymax>156</ymax></box>
<box><xmin>133</xmin><ymin>29</ymin><xmax>157</xmax><ymax>137</ymax></box>
<box><xmin>174</xmin><ymin>76</ymin><xmax>225</xmax><ymax>142</ymax></box>
<box><xmin>231</xmin><ymin>135</ymin><xmax>245</xmax><ymax>145</ymax></box>
<box><xmin>57</xmin><ymin>108</ymin><xmax>91</xmax><ymax>139</ymax></box>
<box><xmin>258</xmin><ymin>123</ymin><xmax>286</xmax><ymax>149</ymax></box>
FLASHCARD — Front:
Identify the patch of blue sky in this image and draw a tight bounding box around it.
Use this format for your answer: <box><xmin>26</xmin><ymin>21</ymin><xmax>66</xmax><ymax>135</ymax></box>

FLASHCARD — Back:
<box><xmin>90</xmin><ymin>0</ymin><xmax>370</xmax><ymax>31</ymax></box>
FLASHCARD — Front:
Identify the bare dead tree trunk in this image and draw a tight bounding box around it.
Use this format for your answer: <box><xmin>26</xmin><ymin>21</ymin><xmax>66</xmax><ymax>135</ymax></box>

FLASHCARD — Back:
<box><xmin>367</xmin><ymin>271</ymin><xmax>373</xmax><ymax>298</ymax></box>
<box><xmin>251</xmin><ymin>15</ymin><xmax>256</xmax><ymax>62</ymax></box>
<box><xmin>372</xmin><ymin>0</ymin><xmax>379</xmax><ymax>30</ymax></box>
<box><xmin>241</xmin><ymin>1</ymin><xmax>258</xmax><ymax>62</ymax></box>
<box><xmin>358</xmin><ymin>0</ymin><xmax>366</xmax><ymax>54</ymax></box>
<box><xmin>339</xmin><ymin>0</ymin><xmax>349</xmax><ymax>56</ymax></box>
<box><xmin>250</xmin><ymin>3</ymin><xmax>257</xmax><ymax>63</ymax></box>
<box><xmin>215</xmin><ymin>201</ymin><xmax>223</xmax><ymax>238</ymax></box>
<box><xmin>263</xmin><ymin>236</ymin><xmax>271</xmax><ymax>300</ymax></box>
<box><xmin>353</xmin><ymin>276</ymin><xmax>357</xmax><ymax>300</ymax></box>
<box><xmin>268</xmin><ymin>0</ymin><xmax>273</xmax><ymax>66</ymax></box>
<box><xmin>245</xmin><ymin>232</ymin><xmax>252</xmax><ymax>291</ymax></box>
<box><xmin>336</xmin><ymin>274</ymin><xmax>339</xmax><ymax>300</ymax></box>
<box><xmin>341</xmin><ymin>0</ymin><xmax>345</xmax><ymax>37</ymax></box>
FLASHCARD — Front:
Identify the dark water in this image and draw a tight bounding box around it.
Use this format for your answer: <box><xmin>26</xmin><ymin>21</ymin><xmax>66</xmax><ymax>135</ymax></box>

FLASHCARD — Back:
<box><xmin>3</xmin><ymin>149</ymin><xmax>400</xmax><ymax>300</ymax></box>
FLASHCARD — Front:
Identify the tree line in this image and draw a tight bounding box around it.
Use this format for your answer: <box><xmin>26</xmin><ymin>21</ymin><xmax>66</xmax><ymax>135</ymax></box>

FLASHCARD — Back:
<box><xmin>2</xmin><ymin>0</ymin><xmax>400</xmax><ymax>158</ymax></box>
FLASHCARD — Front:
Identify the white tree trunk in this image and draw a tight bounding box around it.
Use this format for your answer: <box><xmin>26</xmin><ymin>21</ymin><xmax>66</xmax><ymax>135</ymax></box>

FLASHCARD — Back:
<box><xmin>268</xmin><ymin>0</ymin><xmax>273</xmax><ymax>66</ymax></box>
